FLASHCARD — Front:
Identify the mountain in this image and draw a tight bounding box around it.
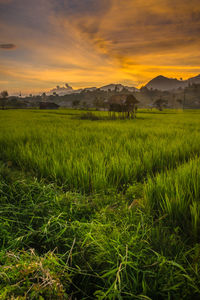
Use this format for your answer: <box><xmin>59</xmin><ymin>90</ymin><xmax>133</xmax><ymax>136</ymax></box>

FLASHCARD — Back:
<box><xmin>189</xmin><ymin>74</ymin><xmax>200</xmax><ymax>85</ymax></box>
<box><xmin>145</xmin><ymin>75</ymin><xmax>187</xmax><ymax>91</ymax></box>
<box><xmin>145</xmin><ymin>74</ymin><xmax>200</xmax><ymax>91</ymax></box>
<box><xmin>82</xmin><ymin>87</ymin><xmax>97</xmax><ymax>92</ymax></box>
<box><xmin>99</xmin><ymin>84</ymin><xmax>138</xmax><ymax>92</ymax></box>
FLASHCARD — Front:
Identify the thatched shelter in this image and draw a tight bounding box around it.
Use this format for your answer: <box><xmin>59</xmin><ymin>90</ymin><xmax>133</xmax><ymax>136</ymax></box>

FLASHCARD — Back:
<box><xmin>108</xmin><ymin>94</ymin><xmax>139</xmax><ymax>118</ymax></box>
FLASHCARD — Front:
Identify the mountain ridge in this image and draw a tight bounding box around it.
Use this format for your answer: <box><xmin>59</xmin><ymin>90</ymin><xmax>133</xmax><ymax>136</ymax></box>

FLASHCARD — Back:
<box><xmin>145</xmin><ymin>74</ymin><xmax>200</xmax><ymax>91</ymax></box>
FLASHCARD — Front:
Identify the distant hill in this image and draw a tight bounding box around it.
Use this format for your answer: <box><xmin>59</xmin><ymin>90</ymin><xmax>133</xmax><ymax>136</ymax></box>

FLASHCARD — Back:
<box><xmin>145</xmin><ymin>75</ymin><xmax>187</xmax><ymax>91</ymax></box>
<box><xmin>145</xmin><ymin>74</ymin><xmax>200</xmax><ymax>91</ymax></box>
<box><xmin>189</xmin><ymin>74</ymin><xmax>200</xmax><ymax>85</ymax></box>
<box><xmin>99</xmin><ymin>84</ymin><xmax>138</xmax><ymax>92</ymax></box>
<box><xmin>46</xmin><ymin>83</ymin><xmax>138</xmax><ymax>96</ymax></box>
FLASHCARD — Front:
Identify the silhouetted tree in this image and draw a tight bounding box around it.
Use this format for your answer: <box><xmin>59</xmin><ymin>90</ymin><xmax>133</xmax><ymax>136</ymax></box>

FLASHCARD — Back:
<box><xmin>72</xmin><ymin>100</ymin><xmax>80</xmax><ymax>108</ymax></box>
<box><xmin>0</xmin><ymin>90</ymin><xmax>8</xmax><ymax>110</ymax></box>
<box><xmin>42</xmin><ymin>92</ymin><xmax>47</xmax><ymax>102</ymax></box>
<box><xmin>82</xmin><ymin>101</ymin><xmax>89</xmax><ymax>110</ymax></box>
<box><xmin>177</xmin><ymin>99</ymin><xmax>183</xmax><ymax>108</ymax></box>
<box><xmin>153</xmin><ymin>98</ymin><xmax>168</xmax><ymax>111</ymax></box>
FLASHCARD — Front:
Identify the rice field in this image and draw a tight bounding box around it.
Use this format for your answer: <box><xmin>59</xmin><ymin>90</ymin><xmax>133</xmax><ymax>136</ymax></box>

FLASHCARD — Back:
<box><xmin>0</xmin><ymin>109</ymin><xmax>200</xmax><ymax>299</ymax></box>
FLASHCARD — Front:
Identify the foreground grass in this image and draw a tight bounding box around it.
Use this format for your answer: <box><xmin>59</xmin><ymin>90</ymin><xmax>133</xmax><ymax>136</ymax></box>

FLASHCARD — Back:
<box><xmin>1</xmin><ymin>109</ymin><xmax>200</xmax><ymax>298</ymax></box>
<box><xmin>1</xmin><ymin>170</ymin><xmax>200</xmax><ymax>299</ymax></box>
<box><xmin>145</xmin><ymin>156</ymin><xmax>200</xmax><ymax>240</ymax></box>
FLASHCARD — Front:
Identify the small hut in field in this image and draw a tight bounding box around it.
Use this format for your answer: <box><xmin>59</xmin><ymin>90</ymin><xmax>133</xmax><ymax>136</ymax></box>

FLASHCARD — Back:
<box><xmin>39</xmin><ymin>102</ymin><xmax>60</xmax><ymax>109</ymax></box>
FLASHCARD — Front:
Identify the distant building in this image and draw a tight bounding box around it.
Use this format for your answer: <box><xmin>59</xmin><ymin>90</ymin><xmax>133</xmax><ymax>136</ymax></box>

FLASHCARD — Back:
<box><xmin>39</xmin><ymin>102</ymin><xmax>59</xmax><ymax>109</ymax></box>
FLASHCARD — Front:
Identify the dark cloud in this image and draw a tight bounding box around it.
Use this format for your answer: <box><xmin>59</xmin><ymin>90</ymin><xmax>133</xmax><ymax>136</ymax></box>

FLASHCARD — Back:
<box><xmin>53</xmin><ymin>0</ymin><xmax>112</xmax><ymax>16</ymax></box>
<box><xmin>0</xmin><ymin>43</ymin><xmax>16</xmax><ymax>49</ymax></box>
<box><xmin>52</xmin><ymin>0</ymin><xmax>113</xmax><ymax>40</ymax></box>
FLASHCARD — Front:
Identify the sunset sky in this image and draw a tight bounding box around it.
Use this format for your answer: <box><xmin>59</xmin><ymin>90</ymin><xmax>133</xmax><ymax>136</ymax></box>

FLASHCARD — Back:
<box><xmin>0</xmin><ymin>0</ymin><xmax>200</xmax><ymax>94</ymax></box>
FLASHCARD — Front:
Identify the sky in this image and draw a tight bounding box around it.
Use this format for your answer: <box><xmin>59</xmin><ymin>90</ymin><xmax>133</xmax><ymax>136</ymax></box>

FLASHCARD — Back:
<box><xmin>0</xmin><ymin>0</ymin><xmax>200</xmax><ymax>94</ymax></box>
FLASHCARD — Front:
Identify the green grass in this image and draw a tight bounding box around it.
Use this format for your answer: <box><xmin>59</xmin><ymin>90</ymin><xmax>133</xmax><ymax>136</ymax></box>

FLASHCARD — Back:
<box><xmin>0</xmin><ymin>109</ymin><xmax>200</xmax><ymax>299</ymax></box>
<box><xmin>144</xmin><ymin>156</ymin><xmax>200</xmax><ymax>240</ymax></box>
<box><xmin>1</xmin><ymin>109</ymin><xmax>200</xmax><ymax>193</ymax></box>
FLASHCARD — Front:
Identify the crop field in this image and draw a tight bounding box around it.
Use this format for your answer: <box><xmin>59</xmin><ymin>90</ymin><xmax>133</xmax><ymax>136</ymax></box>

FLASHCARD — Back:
<box><xmin>1</xmin><ymin>109</ymin><xmax>200</xmax><ymax>299</ymax></box>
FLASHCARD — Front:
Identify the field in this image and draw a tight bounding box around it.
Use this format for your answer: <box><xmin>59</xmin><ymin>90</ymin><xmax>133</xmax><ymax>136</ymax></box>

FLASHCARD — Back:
<box><xmin>0</xmin><ymin>109</ymin><xmax>200</xmax><ymax>299</ymax></box>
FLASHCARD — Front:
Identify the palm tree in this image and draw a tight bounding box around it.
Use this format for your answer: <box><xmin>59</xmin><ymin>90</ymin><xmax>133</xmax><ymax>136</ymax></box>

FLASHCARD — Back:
<box><xmin>0</xmin><ymin>90</ymin><xmax>8</xmax><ymax>110</ymax></box>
